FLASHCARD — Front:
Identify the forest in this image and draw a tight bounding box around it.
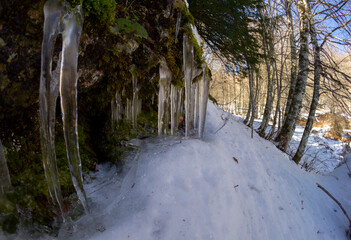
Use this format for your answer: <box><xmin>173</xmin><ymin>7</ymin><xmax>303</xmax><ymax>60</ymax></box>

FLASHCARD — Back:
<box><xmin>0</xmin><ymin>0</ymin><xmax>350</xmax><ymax>239</ymax></box>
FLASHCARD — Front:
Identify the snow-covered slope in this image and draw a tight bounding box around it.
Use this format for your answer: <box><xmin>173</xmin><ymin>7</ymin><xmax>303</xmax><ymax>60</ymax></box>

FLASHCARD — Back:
<box><xmin>9</xmin><ymin>101</ymin><xmax>349</xmax><ymax>240</ymax></box>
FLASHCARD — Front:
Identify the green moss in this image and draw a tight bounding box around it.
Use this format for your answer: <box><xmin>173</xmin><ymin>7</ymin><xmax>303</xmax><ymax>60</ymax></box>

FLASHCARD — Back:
<box><xmin>68</xmin><ymin>0</ymin><xmax>117</xmax><ymax>24</ymax></box>
<box><xmin>116</xmin><ymin>18</ymin><xmax>148</xmax><ymax>39</ymax></box>
<box><xmin>174</xmin><ymin>0</ymin><xmax>194</xmax><ymax>25</ymax></box>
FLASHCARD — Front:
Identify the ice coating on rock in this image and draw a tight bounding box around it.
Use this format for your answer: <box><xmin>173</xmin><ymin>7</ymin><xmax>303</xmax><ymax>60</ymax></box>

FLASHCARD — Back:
<box><xmin>158</xmin><ymin>58</ymin><xmax>172</xmax><ymax>135</ymax></box>
<box><xmin>183</xmin><ymin>34</ymin><xmax>194</xmax><ymax>137</ymax></box>
<box><xmin>198</xmin><ymin>65</ymin><xmax>210</xmax><ymax>139</ymax></box>
<box><xmin>40</xmin><ymin>0</ymin><xmax>89</xmax><ymax>215</ymax></box>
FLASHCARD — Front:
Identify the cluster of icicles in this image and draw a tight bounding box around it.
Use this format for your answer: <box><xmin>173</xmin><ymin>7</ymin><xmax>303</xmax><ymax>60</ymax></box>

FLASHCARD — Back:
<box><xmin>111</xmin><ymin>33</ymin><xmax>210</xmax><ymax>139</ymax></box>
<box><xmin>40</xmin><ymin>0</ymin><xmax>210</xmax><ymax>219</ymax></box>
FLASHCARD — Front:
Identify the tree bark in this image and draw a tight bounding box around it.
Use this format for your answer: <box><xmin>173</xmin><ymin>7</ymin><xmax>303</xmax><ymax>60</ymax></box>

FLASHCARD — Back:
<box><xmin>275</xmin><ymin>0</ymin><xmax>310</xmax><ymax>151</ymax></box>
<box><xmin>258</xmin><ymin>12</ymin><xmax>274</xmax><ymax>137</ymax></box>
<box><xmin>248</xmin><ymin>65</ymin><xmax>255</xmax><ymax>128</ymax></box>
<box><xmin>293</xmin><ymin>15</ymin><xmax>321</xmax><ymax>164</ymax></box>
<box><xmin>282</xmin><ymin>0</ymin><xmax>298</xmax><ymax>126</ymax></box>
<box><xmin>244</xmin><ymin>97</ymin><xmax>251</xmax><ymax>124</ymax></box>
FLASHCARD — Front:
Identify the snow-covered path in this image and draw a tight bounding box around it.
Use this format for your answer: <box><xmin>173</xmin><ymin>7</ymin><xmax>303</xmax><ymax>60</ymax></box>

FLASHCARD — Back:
<box><xmin>55</xmin><ymin>102</ymin><xmax>351</xmax><ymax>240</ymax></box>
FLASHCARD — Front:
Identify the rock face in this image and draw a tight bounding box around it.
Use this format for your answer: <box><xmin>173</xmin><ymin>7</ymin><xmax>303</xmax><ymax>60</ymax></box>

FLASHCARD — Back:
<box><xmin>0</xmin><ymin>0</ymin><xmax>207</xmax><ymax>234</ymax></box>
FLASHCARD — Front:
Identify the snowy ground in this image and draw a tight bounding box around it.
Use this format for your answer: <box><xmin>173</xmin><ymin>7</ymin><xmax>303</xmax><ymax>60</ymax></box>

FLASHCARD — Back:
<box><xmin>232</xmin><ymin>114</ymin><xmax>347</xmax><ymax>174</ymax></box>
<box><xmin>3</xmin><ymin>102</ymin><xmax>351</xmax><ymax>239</ymax></box>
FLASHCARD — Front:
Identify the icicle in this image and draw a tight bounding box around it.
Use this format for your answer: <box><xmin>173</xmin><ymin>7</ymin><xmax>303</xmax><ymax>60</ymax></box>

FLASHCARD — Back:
<box><xmin>176</xmin><ymin>88</ymin><xmax>184</xmax><ymax>130</ymax></box>
<box><xmin>0</xmin><ymin>139</ymin><xmax>12</xmax><ymax>195</ymax></box>
<box><xmin>137</xmin><ymin>99</ymin><xmax>142</xmax><ymax>117</ymax></box>
<box><xmin>111</xmin><ymin>91</ymin><xmax>123</xmax><ymax>126</ymax></box>
<box><xmin>183</xmin><ymin>33</ymin><xmax>194</xmax><ymax>137</ymax></box>
<box><xmin>131</xmin><ymin>66</ymin><xmax>139</xmax><ymax>128</ymax></box>
<box><xmin>198</xmin><ymin>64</ymin><xmax>210</xmax><ymax>139</ymax></box>
<box><xmin>170</xmin><ymin>85</ymin><xmax>178</xmax><ymax>135</ymax></box>
<box><xmin>193</xmin><ymin>81</ymin><xmax>200</xmax><ymax>129</ymax></box>
<box><xmin>158</xmin><ymin>58</ymin><xmax>172</xmax><ymax>135</ymax></box>
<box><xmin>40</xmin><ymin>0</ymin><xmax>89</xmax><ymax>215</ymax></box>
<box><xmin>39</xmin><ymin>0</ymin><xmax>67</xmax><ymax>214</ymax></box>
<box><xmin>60</xmin><ymin>3</ymin><xmax>89</xmax><ymax>214</ymax></box>
<box><xmin>126</xmin><ymin>99</ymin><xmax>132</xmax><ymax>121</ymax></box>
<box><xmin>175</xmin><ymin>13</ymin><xmax>181</xmax><ymax>43</ymax></box>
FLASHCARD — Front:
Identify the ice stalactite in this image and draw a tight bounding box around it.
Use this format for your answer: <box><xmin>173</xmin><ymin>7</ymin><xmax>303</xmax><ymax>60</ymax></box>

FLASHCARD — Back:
<box><xmin>111</xmin><ymin>92</ymin><xmax>123</xmax><ymax>126</ymax></box>
<box><xmin>0</xmin><ymin>140</ymin><xmax>12</xmax><ymax>195</ymax></box>
<box><xmin>193</xmin><ymin>81</ymin><xmax>199</xmax><ymax>129</ymax></box>
<box><xmin>158</xmin><ymin>58</ymin><xmax>172</xmax><ymax>135</ymax></box>
<box><xmin>183</xmin><ymin>33</ymin><xmax>194</xmax><ymax>137</ymax></box>
<box><xmin>170</xmin><ymin>85</ymin><xmax>178</xmax><ymax>135</ymax></box>
<box><xmin>198</xmin><ymin>64</ymin><xmax>210</xmax><ymax>139</ymax></box>
<box><xmin>131</xmin><ymin>66</ymin><xmax>140</xmax><ymax>128</ymax></box>
<box><xmin>175</xmin><ymin>13</ymin><xmax>181</xmax><ymax>43</ymax></box>
<box><xmin>60</xmin><ymin>2</ymin><xmax>89</xmax><ymax>214</ymax></box>
<box><xmin>40</xmin><ymin>0</ymin><xmax>68</xmax><ymax>214</ymax></box>
<box><xmin>125</xmin><ymin>99</ymin><xmax>132</xmax><ymax>121</ymax></box>
<box><xmin>40</xmin><ymin>0</ymin><xmax>89</xmax><ymax>215</ymax></box>
<box><xmin>176</xmin><ymin>88</ymin><xmax>184</xmax><ymax>130</ymax></box>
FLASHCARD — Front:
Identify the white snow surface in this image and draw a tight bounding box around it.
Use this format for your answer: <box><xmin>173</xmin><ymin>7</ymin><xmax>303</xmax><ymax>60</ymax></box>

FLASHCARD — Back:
<box><xmin>3</xmin><ymin>101</ymin><xmax>351</xmax><ymax>240</ymax></box>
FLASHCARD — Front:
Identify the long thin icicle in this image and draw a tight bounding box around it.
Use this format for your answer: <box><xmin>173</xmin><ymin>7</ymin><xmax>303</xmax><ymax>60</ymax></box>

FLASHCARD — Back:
<box><xmin>176</xmin><ymin>88</ymin><xmax>183</xmax><ymax>131</ymax></box>
<box><xmin>126</xmin><ymin>99</ymin><xmax>132</xmax><ymax>121</ymax></box>
<box><xmin>40</xmin><ymin>0</ymin><xmax>89</xmax><ymax>215</ymax></box>
<box><xmin>175</xmin><ymin>12</ymin><xmax>181</xmax><ymax>43</ymax></box>
<box><xmin>0</xmin><ymin>139</ymin><xmax>12</xmax><ymax>195</ymax></box>
<box><xmin>183</xmin><ymin>33</ymin><xmax>194</xmax><ymax>137</ymax></box>
<box><xmin>39</xmin><ymin>0</ymin><xmax>67</xmax><ymax>213</ymax></box>
<box><xmin>131</xmin><ymin>66</ymin><xmax>139</xmax><ymax>128</ymax></box>
<box><xmin>60</xmin><ymin>3</ymin><xmax>89</xmax><ymax>214</ymax></box>
<box><xmin>198</xmin><ymin>65</ymin><xmax>210</xmax><ymax>139</ymax></box>
<box><xmin>170</xmin><ymin>85</ymin><xmax>178</xmax><ymax>135</ymax></box>
<box><xmin>193</xmin><ymin>81</ymin><xmax>199</xmax><ymax>129</ymax></box>
<box><xmin>111</xmin><ymin>91</ymin><xmax>123</xmax><ymax>127</ymax></box>
<box><xmin>158</xmin><ymin>58</ymin><xmax>172</xmax><ymax>135</ymax></box>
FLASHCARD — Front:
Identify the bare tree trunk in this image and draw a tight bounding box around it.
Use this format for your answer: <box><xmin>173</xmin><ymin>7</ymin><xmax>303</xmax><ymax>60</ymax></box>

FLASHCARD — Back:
<box><xmin>293</xmin><ymin>16</ymin><xmax>321</xmax><ymax>164</ymax></box>
<box><xmin>275</xmin><ymin>0</ymin><xmax>310</xmax><ymax>151</ymax></box>
<box><xmin>248</xmin><ymin>66</ymin><xmax>255</xmax><ymax>128</ymax></box>
<box><xmin>282</xmin><ymin>0</ymin><xmax>298</xmax><ymax>125</ymax></box>
<box><xmin>258</xmin><ymin>12</ymin><xmax>274</xmax><ymax>137</ymax></box>
<box><xmin>0</xmin><ymin>140</ymin><xmax>12</xmax><ymax>195</ymax></box>
<box><xmin>268</xmin><ymin>62</ymin><xmax>281</xmax><ymax>139</ymax></box>
<box><xmin>244</xmin><ymin>98</ymin><xmax>251</xmax><ymax>124</ymax></box>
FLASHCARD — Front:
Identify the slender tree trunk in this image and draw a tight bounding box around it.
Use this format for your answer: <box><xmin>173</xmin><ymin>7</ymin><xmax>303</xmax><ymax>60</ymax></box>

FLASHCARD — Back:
<box><xmin>248</xmin><ymin>66</ymin><xmax>255</xmax><ymax>128</ymax></box>
<box><xmin>293</xmin><ymin>17</ymin><xmax>321</xmax><ymax>164</ymax></box>
<box><xmin>268</xmin><ymin>39</ymin><xmax>285</xmax><ymax>139</ymax></box>
<box><xmin>244</xmin><ymin>98</ymin><xmax>251</xmax><ymax>124</ymax></box>
<box><xmin>0</xmin><ymin>140</ymin><xmax>12</xmax><ymax>195</ymax></box>
<box><xmin>233</xmin><ymin>64</ymin><xmax>237</xmax><ymax>115</ymax></box>
<box><xmin>282</xmin><ymin>0</ymin><xmax>298</xmax><ymax>125</ymax></box>
<box><xmin>268</xmin><ymin>62</ymin><xmax>280</xmax><ymax>139</ymax></box>
<box><xmin>275</xmin><ymin>0</ymin><xmax>310</xmax><ymax>151</ymax></box>
<box><xmin>258</xmin><ymin>15</ymin><xmax>274</xmax><ymax>137</ymax></box>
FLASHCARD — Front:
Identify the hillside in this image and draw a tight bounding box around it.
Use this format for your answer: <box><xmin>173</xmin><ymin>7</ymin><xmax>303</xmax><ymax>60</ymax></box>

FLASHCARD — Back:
<box><xmin>9</xmin><ymin>101</ymin><xmax>347</xmax><ymax>240</ymax></box>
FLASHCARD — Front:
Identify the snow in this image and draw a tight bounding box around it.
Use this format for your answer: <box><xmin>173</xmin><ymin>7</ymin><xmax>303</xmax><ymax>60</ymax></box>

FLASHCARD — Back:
<box><xmin>232</xmin><ymin>113</ymin><xmax>345</xmax><ymax>174</ymax></box>
<box><xmin>4</xmin><ymin>101</ymin><xmax>351</xmax><ymax>239</ymax></box>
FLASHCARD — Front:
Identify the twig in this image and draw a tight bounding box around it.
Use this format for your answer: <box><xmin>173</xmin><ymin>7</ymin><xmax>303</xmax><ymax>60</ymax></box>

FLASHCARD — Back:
<box><xmin>214</xmin><ymin>113</ymin><xmax>230</xmax><ymax>134</ymax></box>
<box><xmin>316</xmin><ymin>182</ymin><xmax>351</xmax><ymax>225</ymax></box>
